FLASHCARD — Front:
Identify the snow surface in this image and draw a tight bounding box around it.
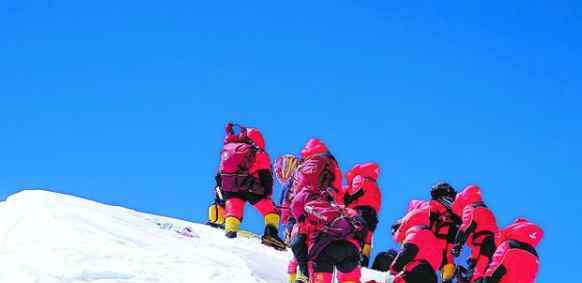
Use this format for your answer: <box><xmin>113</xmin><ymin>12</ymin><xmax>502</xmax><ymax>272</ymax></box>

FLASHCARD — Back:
<box><xmin>0</xmin><ymin>190</ymin><xmax>393</xmax><ymax>283</ymax></box>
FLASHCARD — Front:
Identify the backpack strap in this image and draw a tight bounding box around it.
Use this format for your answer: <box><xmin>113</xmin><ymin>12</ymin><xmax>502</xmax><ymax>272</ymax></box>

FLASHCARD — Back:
<box><xmin>470</xmin><ymin>201</ymin><xmax>488</xmax><ymax>209</ymax></box>
<box><xmin>315</xmin><ymin>152</ymin><xmax>337</xmax><ymax>190</ymax></box>
<box><xmin>508</xmin><ymin>239</ymin><xmax>538</xmax><ymax>258</ymax></box>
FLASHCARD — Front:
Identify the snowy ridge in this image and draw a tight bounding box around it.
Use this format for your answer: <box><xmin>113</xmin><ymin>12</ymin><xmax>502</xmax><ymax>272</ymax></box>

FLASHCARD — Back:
<box><xmin>0</xmin><ymin>190</ymin><xmax>391</xmax><ymax>283</ymax></box>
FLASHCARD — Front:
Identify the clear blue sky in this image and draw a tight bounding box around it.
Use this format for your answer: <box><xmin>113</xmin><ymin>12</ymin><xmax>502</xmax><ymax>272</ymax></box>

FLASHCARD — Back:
<box><xmin>1</xmin><ymin>1</ymin><xmax>581</xmax><ymax>281</ymax></box>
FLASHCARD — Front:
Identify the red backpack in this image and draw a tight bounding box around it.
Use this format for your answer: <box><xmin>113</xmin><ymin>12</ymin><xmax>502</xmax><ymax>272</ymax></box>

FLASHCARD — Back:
<box><xmin>305</xmin><ymin>199</ymin><xmax>367</xmax><ymax>259</ymax></box>
<box><xmin>219</xmin><ymin>142</ymin><xmax>257</xmax><ymax>175</ymax></box>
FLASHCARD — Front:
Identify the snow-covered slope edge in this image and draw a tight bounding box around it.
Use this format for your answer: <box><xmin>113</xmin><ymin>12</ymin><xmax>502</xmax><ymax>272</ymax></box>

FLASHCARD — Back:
<box><xmin>0</xmin><ymin>190</ymin><xmax>391</xmax><ymax>283</ymax></box>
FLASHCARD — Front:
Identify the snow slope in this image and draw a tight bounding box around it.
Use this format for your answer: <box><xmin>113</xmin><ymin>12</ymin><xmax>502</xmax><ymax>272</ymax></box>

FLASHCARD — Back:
<box><xmin>0</xmin><ymin>190</ymin><xmax>392</xmax><ymax>283</ymax></box>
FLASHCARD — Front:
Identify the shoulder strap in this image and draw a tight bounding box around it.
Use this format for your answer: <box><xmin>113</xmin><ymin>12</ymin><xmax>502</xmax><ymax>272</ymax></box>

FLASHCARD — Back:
<box><xmin>508</xmin><ymin>239</ymin><xmax>538</xmax><ymax>258</ymax></box>
<box><xmin>470</xmin><ymin>201</ymin><xmax>488</xmax><ymax>209</ymax></box>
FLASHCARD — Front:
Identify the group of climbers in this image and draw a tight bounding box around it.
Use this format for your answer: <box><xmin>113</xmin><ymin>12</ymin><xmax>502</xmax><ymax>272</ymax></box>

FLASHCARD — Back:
<box><xmin>386</xmin><ymin>183</ymin><xmax>543</xmax><ymax>283</ymax></box>
<box><xmin>207</xmin><ymin>122</ymin><xmax>543</xmax><ymax>283</ymax></box>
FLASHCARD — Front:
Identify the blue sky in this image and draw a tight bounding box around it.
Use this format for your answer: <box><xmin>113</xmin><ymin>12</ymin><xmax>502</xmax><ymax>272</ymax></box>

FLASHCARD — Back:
<box><xmin>1</xmin><ymin>1</ymin><xmax>581</xmax><ymax>281</ymax></box>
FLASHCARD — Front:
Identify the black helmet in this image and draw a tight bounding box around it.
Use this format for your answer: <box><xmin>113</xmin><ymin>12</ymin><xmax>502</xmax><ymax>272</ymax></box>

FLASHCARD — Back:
<box><xmin>430</xmin><ymin>181</ymin><xmax>456</xmax><ymax>202</ymax></box>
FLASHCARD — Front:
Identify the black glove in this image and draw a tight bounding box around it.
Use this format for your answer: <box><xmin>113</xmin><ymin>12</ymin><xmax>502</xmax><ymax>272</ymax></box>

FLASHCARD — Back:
<box><xmin>452</xmin><ymin>244</ymin><xmax>462</xmax><ymax>257</ymax></box>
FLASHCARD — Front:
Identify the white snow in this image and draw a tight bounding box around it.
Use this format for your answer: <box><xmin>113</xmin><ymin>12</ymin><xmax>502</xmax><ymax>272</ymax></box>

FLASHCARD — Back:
<box><xmin>0</xmin><ymin>190</ymin><xmax>393</xmax><ymax>283</ymax></box>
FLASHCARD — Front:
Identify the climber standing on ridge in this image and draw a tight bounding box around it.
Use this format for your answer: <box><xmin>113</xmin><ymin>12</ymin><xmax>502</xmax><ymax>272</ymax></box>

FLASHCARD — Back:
<box><xmin>389</xmin><ymin>203</ymin><xmax>441</xmax><ymax>283</ymax></box>
<box><xmin>273</xmin><ymin>154</ymin><xmax>303</xmax><ymax>283</ymax></box>
<box><xmin>291</xmin><ymin>187</ymin><xmax>367</xmax><ymax>283</ymax></box>
<box><xmin>426</xmin><ymin>182</ymin><xmax>461</xmax><ymax>283</ymax></box>
<box><xmin>214</xmin><ymin>122</ymin><xmax>286</xmax><ymax>249</ymax></box>
<box><xmin>275</xmin><ymin>154</ymin><xmax>302</xmax><ymax>241</ymax></box>
<box><xmin>343</xmin><ymin>162</ymin><xmax>382</xmax><ymax>268</ymax></box>
<box><xmin>476</xmin><ymin>218</ymin><xmax>543</xmax><ymax>283</ymax></box>
<box><xmin>289</xmin><ymin>138</ymin><xmax>344</xmax><ymax>283</ymax></box>
<box><xmin>451</xmin><ymin>185</ymin><xmax>499</xmax><ymax>283</ymax></box>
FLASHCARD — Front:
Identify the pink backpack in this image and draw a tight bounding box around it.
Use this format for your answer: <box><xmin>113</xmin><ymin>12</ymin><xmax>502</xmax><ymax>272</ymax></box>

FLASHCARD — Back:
<box><xmin>305</xmin><ymin>200</ymin><xmax>367</xmax><ymax>259</ymax></box>
<box><xmin>219</xmin><ymin>142</ymin><xmax>257</xmax><ymax>175</ymax></box>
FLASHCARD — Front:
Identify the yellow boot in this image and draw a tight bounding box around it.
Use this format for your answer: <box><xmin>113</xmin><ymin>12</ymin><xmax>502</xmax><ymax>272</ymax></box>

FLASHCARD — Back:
<box><xmin>224</xmin><ymin>216</ymin><xmax>240</xmax><ymax>238</ymax></box>
<box><xmin>264</xmin><ymin>213</ymin><xmax>280</xmax><ymax>227</ymax></box>
<box><xmin>288</xmin><ymin>273</ymin><xmax>296</xmax><ymax>283</ymax></box>
<box><xmin>361</xmin><ymin>243</ymin><xmax>372</xmax><ymax>267</ymax></box>
<box><xmin>208</xmin><ymin>204</ymin><xmax>225</xmax><ymax>228</ymax></box>
<box><xmin>262</xmin><ymin>213</ymin><xmax>286</xmax><ymax>250</ymax></box>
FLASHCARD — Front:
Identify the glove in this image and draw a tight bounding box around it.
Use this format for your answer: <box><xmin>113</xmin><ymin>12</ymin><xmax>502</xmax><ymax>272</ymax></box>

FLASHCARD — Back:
<box><xmin>451</xmin><ymin>244</ymin><xmax>462</xmax><ymax>257</ymax></box>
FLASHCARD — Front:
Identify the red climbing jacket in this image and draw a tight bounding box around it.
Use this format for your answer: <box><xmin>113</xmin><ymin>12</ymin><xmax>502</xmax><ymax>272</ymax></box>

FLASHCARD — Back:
<box><xmin>219</xmin><ymin>124</ymin><xmax>272</xmax><ymax>195</ymax></box>
<box><xmin>292</xmin><ymin>191</ymin><xmax>365</xmax><ymax>259</ymax></box>
<box><xmin>292</xmin><ymin>138</ymin><xmax>342</xmax><ymax>201</ymax></box>
<box><xmin>452</xmin><ymin>185</ymin><xmax>498</xmax><ymax>250</ymax></box>
<box><xmin>452</xmin><ymin>185</ymin><xmax>499</xmax><ymax>281</ymax></box>
<box><xmin>344</xmin><ymin>162</ymin><xmax>382</xmax><ymax>213</ymax></box>
<box><xmin>391</xmin><ymin>207</ymin><xmax>442</xmax><ymax>276</ymax></box>
<box><xmin>483</xmin><ymin>218</ymin><xmax>543</xmax><ymax>283</ymax></box>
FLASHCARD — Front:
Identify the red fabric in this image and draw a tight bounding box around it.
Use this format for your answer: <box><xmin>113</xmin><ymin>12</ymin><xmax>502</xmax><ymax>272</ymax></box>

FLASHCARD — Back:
<box><xmin>390</xmin><ymin>208</ymin><xmax>441</xmax><ymax>279</ymax></box>
<box><xmin>290</xmin><ymin>189</ymin><xmax>316</xmax><ymax>221</ymax></box>
<box><xmin>452</xmin><ymin>185</ymin><xmax>482</xmax><ymax>216</ymax></box>
<box><xmin>311</xmin><ymin>272</ymin><xmax>333</xmax><ymax>283</ymax></box>
<box><xmin>402</xmin><ymin>227</ymin><xmax>442</xmax><ymax>272</ymax></box>
<box><xmin>225</xmin><ymin>197</ymin><xmax>245</xmax><ymax>219</ymax></box>
<box><xmin>408</xmin><ymin>200</ymin><xmax>429</xmax><ymax>211</ymax></box>
<box><xmin>485</xmin><ymin>241</ymin><xmax>539</xmax><ymax>283</ymax></box>
<box><xmin>337</xmin><ymin>266</ymin><xmax>362</xmax><ymax>282</ymax></box>
<box><xmin>460</xmin><ymin>205</ymin><xmax>498</xmax><ymax>247</ymax></box>
<box><xmin>471</xmin><ymin>254</ymin><xmax>492</xmax><ymax>281</ymax></box>
<box><xmin>453</xmin><ymin>185</ymin><xmax>498</xmax><ymax>247</ymax></box>
<box><xmin>365</xmin><ymin>231</ymin><xmax>374</xmax><ymax>245</ymax></box>
<box><xmin>253</xmin><ymin>198</ymin><xmax>277</xmax><ymax>216</ymax></box>
<box><xmin>451</xmin><ymin>186</ymin><xmax>498</xmax><ymax>281</ymax></box>
<box><xmin>298</xmin><ymin>193</ymin><xmax>361</xmax><ymax>251</ymax></box>
<box><xmin>426</xmin><ymin>200</ymin><xmax>456</xmax><ymax>266</ymax></box>
<box><xmin>246</xmin><ymin>128</ymin><xmax>265</xmax><ymax>149</ymax></box>
<box><xmin>248</xmin><ymin>151</ymin><xmax>272</xmax><ymax>177</ymax></box>
<box><xmin>344</xmin><ymin>163</ymin><xmax>382</xmax><ymax>213</ymax></box>
<box><xmin>393</xmin><ymin>208</ymin><xmax>431</xmax><ymax>244</ymax></box>
<box><xmin>288</xmin><ymin>257</ymin><xmax>298</xmax><ymax>274</ymax></box>
<box><xmin>221</xmin><ymin>126</ymin><xmax>271</xmax><ymax>178</ymax></box>
<box><xmin>280</xmin><ymin>202</ymin><xmax>291</xmax><ymax>225</ymax></box>
<box><xmin>300</xmin><ymin>138</ymin><xmax>328</xmax><ymax>159</ymax></box>
<box><xmin>496</xmin><ymin>219</ymin><xmax>544</xmax><ymax>247</ymax></box>
<box><xmin>458</xmin><ymin>203</ymin><xmax>498</xmax><ymax>280</ymax></box>
<box><xmin>225</xmin><ymin>196</ymin><xmax>276</xmax><ymax>219</ymax></box>
<box><xmin>310</xmin><ymin>268</ymin><xmax>361</xmax><ymax>283</ymax></box>
<box><xmin>292</xmin><ymin>153</ymin><xmax>342</xmax><ymax>193</ymax></box>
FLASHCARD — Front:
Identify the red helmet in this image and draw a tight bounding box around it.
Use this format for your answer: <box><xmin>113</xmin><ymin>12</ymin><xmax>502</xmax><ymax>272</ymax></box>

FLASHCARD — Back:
<box><xmin>452</xmin><ymin>184</ymin><xmax>482</xmax><ymax>215</ymax></box>
<box><xmin>502</xmin><ymin>218</ymin><xmax>544</xmax><ymax>247</ymax></box>
<box><xmin>393</xmin><ymin>207</ymin><xmax>431</xmax><ymax>243</ymax></box>
<box><xmin>246</xmin><ymin>128</ymin><xmax>265</xmax><ymax>149</ymax></box>
<box><xmin>348</xmin><ymin>162</ymin><xmax>379</xmax><ymax>180</ymax></box>
<box><xmin>513</xmin><ymin>217</ymin><xmax>529</xmax><ymax>224</ymax></box>
<box><xmin>408</xmin><ymin>199</ymin><xmax>428</xmax><ymax>211</ymax></box>
<box><xmin>300</xmin><ymin>138</ymin><xmax>328</xmax><ymax>159</ymax></box>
